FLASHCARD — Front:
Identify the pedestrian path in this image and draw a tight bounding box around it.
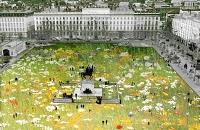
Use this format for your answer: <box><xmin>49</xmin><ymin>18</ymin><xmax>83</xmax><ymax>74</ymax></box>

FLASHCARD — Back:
<box><xmin>154</xmin><ymin>46</ymin><xmax>200</xmax><ymax>96</ymax></box>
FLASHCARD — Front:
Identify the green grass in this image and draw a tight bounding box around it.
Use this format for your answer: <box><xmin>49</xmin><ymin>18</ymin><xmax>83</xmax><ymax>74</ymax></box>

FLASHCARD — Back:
<box><xmin>0</xmin><ymin>42</ymin><xmax>200</xmax><ymax>130</ymax></box>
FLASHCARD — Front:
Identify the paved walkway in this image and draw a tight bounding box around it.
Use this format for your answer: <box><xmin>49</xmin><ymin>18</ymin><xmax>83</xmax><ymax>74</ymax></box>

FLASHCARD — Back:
<box><xmin>153</xmin><ymin>45</ymin><xmax>200</xmax><ymax>96</ymax></box>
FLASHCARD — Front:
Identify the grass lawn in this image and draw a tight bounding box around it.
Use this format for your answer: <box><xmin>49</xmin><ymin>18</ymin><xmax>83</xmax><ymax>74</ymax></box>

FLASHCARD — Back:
<box><xmin>0</xmin><ymin>42</ymin><xmax>200</xmax><ymax>130</ymax></box>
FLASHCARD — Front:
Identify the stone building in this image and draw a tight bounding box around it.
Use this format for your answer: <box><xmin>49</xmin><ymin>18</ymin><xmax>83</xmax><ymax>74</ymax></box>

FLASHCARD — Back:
<box><xmin>1</xmin><ymin>40</ymin><xmax>26</xmax><ymax>57</ymax></box>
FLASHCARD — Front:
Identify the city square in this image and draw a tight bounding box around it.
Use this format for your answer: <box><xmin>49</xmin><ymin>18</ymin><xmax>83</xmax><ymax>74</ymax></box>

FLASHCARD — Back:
<box><xmin>0</xmin><ymin>42</ymin><xmax>200</xmax><ymax>129</ymax></box>
<box><xmin>0</xmin><ymin>0</ymin><xmax>200</xmax><ymax>130</ymax></box>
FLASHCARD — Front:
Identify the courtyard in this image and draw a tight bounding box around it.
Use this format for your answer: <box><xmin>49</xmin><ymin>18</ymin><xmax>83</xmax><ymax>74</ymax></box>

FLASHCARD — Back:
<box><xmin>0</xmin><ymin>42</ymin><xmax>200</xmax><ymax>130</ymax></box>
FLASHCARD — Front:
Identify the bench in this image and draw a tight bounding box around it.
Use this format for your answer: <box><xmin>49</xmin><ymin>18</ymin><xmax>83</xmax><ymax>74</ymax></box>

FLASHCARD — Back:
<box><xmin>102</xmin><ymin>99</ymin><xmax>121</xmax><ymax>104</ymax></box>
<box><xmin>53</xmin><ymin>98</ymin><xmax>72</xmax><ymax>103</ymax></box>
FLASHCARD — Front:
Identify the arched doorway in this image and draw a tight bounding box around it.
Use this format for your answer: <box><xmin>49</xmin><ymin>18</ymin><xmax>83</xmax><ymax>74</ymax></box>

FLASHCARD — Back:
<box><xmin>3</xmin><ymin>49</ymin><xmax>10</xmax><ymax>56</ymax></box>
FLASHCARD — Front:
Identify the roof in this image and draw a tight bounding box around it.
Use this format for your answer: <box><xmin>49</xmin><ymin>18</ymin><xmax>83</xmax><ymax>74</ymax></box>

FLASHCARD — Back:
<box><xmin>171</xmin><ymin>0</ymin><xmax>197</xmax><ymax>3</ymax></box>
<box><xmin>115</xmin><ymin>2</ymin><xmax>133</xmax><ymax>13</ymax></box>
<box><xmin>0</xmin><ymin>10</ymin><xmax>34</xmax><ymax>17</ymax></box>
<box><xmin>82</xmin><ymin>8</ymin><xmax>110</xmax><ymax>14</ymax></box>
<box><xmin>2</xmin><ymin>40</ymin><xmax>24</xmax><ymax>49</ymax></box>
<box><xmin>119</xmin><ymin>2</ymin><xmax>129</xmax><ymax>7</ymax></box>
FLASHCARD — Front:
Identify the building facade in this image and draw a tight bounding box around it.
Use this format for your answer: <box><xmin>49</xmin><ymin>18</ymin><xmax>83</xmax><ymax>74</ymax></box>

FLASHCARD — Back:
<box><xmin>172</xmin><ymin>10</ymin><xmax>200</xmax><ymax>44</ymax></box>
<box><xmin>0</xmin><ymin>11</ymin><xmax>34</xmax><ymax>39</ymax></box>
<box><xmin>34</xmin><ymin>8</ymin><xmax>161</xmax><ymax>40</ymax></box>
<box><xmin>1</xmin><ymin>40</ymin><xmax>26</xmax><ymax>57</ymax></box>
<box><xmin>0</xmin><ymin>8</ymin><xmax>162</xmax><ymax>40</ymax></box>
<box><xmin>171</xmin><ymin>0</ymin><xmax>199</xmax><ymax>8</ymax></box>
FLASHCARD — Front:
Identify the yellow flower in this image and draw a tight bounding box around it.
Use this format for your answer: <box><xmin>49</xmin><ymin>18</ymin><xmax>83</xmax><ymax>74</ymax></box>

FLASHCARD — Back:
<box><xmin>163</xmin><ymin>92</ymin><xmax>168</xmax><ymax>96</ymax></box>
<box><xmin>189</xmin><ymin>123</ymin><xmax>200</xmax><ymax>130</ymax></box>
<box><xmin>178</xmin><ymin>118</ymin><xmax>187</xmax><ymax>126</ymax></box>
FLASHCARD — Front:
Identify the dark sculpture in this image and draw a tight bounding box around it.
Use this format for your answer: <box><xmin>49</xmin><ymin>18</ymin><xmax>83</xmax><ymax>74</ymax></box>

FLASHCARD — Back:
<box><xmin>83</xmin><ymin>88</ymin><xmax>92</xmax><ymax>94</ymax></box>
<box><xmin>80</xmin><ymin>65</ymin><xmax>94</xmax><ymax>79</ymax></box>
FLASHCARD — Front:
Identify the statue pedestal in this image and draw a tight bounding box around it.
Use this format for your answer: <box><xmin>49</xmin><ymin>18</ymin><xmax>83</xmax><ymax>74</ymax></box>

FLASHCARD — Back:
<box><xmin>73</xmin><ymin>88</ymin><xmax>102</xmax><ymax>98</ymax></box>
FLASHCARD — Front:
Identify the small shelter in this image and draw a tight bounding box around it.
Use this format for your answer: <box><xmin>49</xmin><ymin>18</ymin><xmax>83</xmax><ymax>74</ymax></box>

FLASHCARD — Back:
<box><xmin>1</xmin><ymin>41</ymin><xmax>26</xmax><ymax>57</ymax></box>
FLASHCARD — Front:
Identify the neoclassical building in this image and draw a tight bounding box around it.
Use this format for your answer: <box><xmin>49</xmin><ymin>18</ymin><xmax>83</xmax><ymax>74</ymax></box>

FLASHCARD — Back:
<box><xmin>171</xmin><ymin>0</ymin><xmax>199</xmax><ymax>8</ymax></box>
<box><xmin>0</xmin><ymin>11</ymin><xmax>34</xmax><ymax>39</ymax></box>
<box><xmin>1</xmin><ymin>40</ymin><xmax>26</xmax><ymax>57</ymax></box>
<box><xmin>34</xmin><ymin>8</ymin><xmax>161</xmax><ymax>40</ymax></box>
<box><xmin>0</xmin><ymin>7</ymin><xmax>162</xmax><ymax>40</ymax></box>
<box><xmin>172</xmin><ymin>10</ymin><xmax>200</xmax><ymax>44</ymax></box>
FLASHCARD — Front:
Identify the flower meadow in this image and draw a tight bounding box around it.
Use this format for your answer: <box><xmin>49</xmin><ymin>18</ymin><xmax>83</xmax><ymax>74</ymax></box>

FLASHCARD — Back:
<box><xmin>0</xmin><ymin>42</ymin><xmax>200</xmax><ymax>130</ymax></box>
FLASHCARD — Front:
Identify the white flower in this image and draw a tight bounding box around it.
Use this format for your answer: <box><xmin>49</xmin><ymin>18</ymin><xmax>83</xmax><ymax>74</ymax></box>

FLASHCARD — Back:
<box><xmin>62</xmin><ymin>86</ymin><xmax>71</xmax><ymax>89</ymax></box>
<box><xmin>45</xmin><ymin>61</ymin><xmax>50</xmax><ymax>64</ymax></box>
<box><xmin>83</xmin><ymin>118</ymin><xmax>92</xmax><ymax>121</ymax></box>
<box><xmin>127</xmin><ymin>126</ymin><xmax>134</xmax><ymax>130</ymax></box>
<box><xmin>73</xmin><ymin>125</ymin><xmax>79</xmax><ymax>129</ymax></box>
<box><xmin>142</xmin><ymin>119</ymin><xmax>150</xmax><ymax>123</ymax></box>
<box><xmin>37</xmin><ymin>96</ymin><xmax>42</xmax><ymax>100</ymax></box>
<box><xmin>104</xmin><ymin>55</ymin><xmax>109</xmax><ymax>58</ymax></box>
<box><xmin>194</xmin><ymin>97</ymin><xmax>200</xmax><ymax>101</ymax></box>
<box><xmin>39</xmin><ymin>115</ymin><xmax>47</xmax><ymax>118</ymax></box>
<box><xmin>32</xmin><ymin>118</ymin><xmax>41</xmax><ymax>124</ymax></box>
<box><xmin>108</xmin><ymin>89</ymin><xmax>114</xmax><ymax>92</ymax></box>
<box><xmin>49</xmin><ymin>61</ymin><xmax>54</xmax><ymax>64</ymax></box>
<box><xmin>43</xmin><ymin>70</ymin><xmax>49</xmax><ymax>75</ymax></box>
<box><xmin>0</xmin><ymin>112</ymin><xmax>5</xmax><ymax>117</ymax></box>
<box><xmin>32</xmin><ymin>57</ymin><xmax>36</xmax><ymax>61</ymax></box>
<box><xmin>125</xmin><ymin>73</ymin><xmax>132</xmax><ymax>78</ymax></box>
<box><xmin>46</xmin><ymin>115</ymin><xmax>53</xmax><ymax>121</ymax></box>
<box><xmin>119</xmin><ymin>52</ymin><xmax>129</xmax><ymax>57</ymax></box>
<box><xmin>141</xmin><ymin>105</ymin><xmax>152</xmax><ymax>111</ymax></box>
<box><xmin>137</xmin><ymin>82</ymin><xmax>144</xmax><ymax>87</ymax></box>
<box><xmin>78</xmin><ymin>108</ymin><xmax>85</xmax><ymax>112</ymax></box>
<box><xmin>0</xmin><ymin>123</ymin><xmax>9</xmax><ymax>128</ymax></box>
<box><xmin>139</xmin><ymin>87</ymin><xmax>150</xmax><ymax>96</ymax></box>
<box><xmin>115</xmin><ymin>76</ymin><xmax>120</xmax><ymax>79</ymax></box>
<box><xmin>172</xmin><ymin>96</ymin><xmax>176</xmax><ymax>101</ymax></box>
<box><xmin>0</xmin><ymin>84</ymin><xmax>5</xmax><ymax>87</ymax></box>
<box><xmin>145</xmin><ymin>62</ymin><xmax>152</xmax><ymax>67</ymax></box>
<box><xmin>119</xmin><ymin>88</ymin><xmax>124</xmax><ymax>91</ymax></box>
<box><xmin>168</xmin><ymin>100</ymin><xmax>176</xmax><ymax>105</ymax></box>
<box><xmin>124</xmin><ymin>85</ymin><xmax>134</xmax><ymax>88</ymax></box>
<box><xmin>170</xmin><ymin>80</ymin><xmax>178</xmax><ymax>88</ymax></box>
<box><xmin>129</xmin><ymin>69</ymin><xmax>135</xmax><ymax>73</ymax></box>
<box><xmin>16</xmin><ymin>120</ymin><xmax>28</xmax><ymax>125</ymax></box>
<box><xmin>144</xmin><ymin>56</ymin><xmax>150</xmax><ymax>60</ymax></box>
<box><xmin>67</xmin><ymin>113</ymin><xmax>73</xmax><ymax>117</ymax></box>
<box><xmin>142</xmin><ymin>99</ymin><xmax>152</xmax><ymax>104</ymax></box>
<box><xmin>155</xmin><ymin>103</ymin><xmax>164</xmax><ymax>111</ymax></box>
<box><xmin>0</xmin><ymin>99</ymin><xmax>8</xmax><ymax>103</ymax></box>
<box><xmin>21</xmin><ymin>88</ymin><xmax>29</xmax><ymax>92</ymax></box>
<box><xmin>124</xmin><ymin>96</ymin><xmax>131</xmax><ymax>101</ymax></box>
<box><xmin>118</xmin><ymin>91</ymin><xmax>122</xmax><ymax>94</ymax></box>
<box><xmin>9</xmin><ymin>97</ymin><xmax>16</xmax><ymax>100</ymax></box>
<box><xmin>95</xmin><ymin>77</ymin><xmax>107</xmax><ymax>82</ymax></box>
<box><xmin>146</xmin><ymin>80</ymin><xmax>152</xmax><ymax>86</ymax></box>
<box><xmin>35</xmin><ymin>124</ymin><xmax>44</xmax><ymax>128</ymax></box>
<box><xmin>140</xmin><ymin>72</ymin><xmax>152</xmax><ymax>77</ymax></box>
<box><xmin>34</xmin><ymin>100</ymin><xmax>41</xmax><ymax>105</ymax></box>
<box><xmin>47</xmin><ymin>82</ymin><xmax>55</xmax><ymax>87</ymax></box>
<box><xmin>117</xmin><ymin>78</ymin><xmax>125</xmax><ymax>84</ymax></box>
<box><xmin>46</xmin><ymin>106</ymin><xmax>55</xmax><ymax>112</ymax></box>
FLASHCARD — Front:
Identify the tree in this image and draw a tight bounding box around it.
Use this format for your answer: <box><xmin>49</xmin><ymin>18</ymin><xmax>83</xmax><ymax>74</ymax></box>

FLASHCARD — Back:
<box><xmin>18</xmin><ymin>32</ymin><xmax>23</xmax><ymax>40</ymax></box>
<box><xmin>0</xmin><ymin>33</ymin><xmax>6</xmax><ymax>42</ymax></box>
